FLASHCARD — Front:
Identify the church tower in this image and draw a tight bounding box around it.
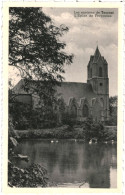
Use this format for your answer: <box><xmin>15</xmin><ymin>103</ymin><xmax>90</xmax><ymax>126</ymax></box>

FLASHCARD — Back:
<box><xmin>87</xmin><ymin>46</ymin><xmax>109</xmax><ymax>121</ymax></box>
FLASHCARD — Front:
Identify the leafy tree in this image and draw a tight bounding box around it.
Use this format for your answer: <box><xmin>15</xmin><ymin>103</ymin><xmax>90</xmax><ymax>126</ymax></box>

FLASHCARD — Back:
<box><xmin>109</xmin><ymin>96</ymin><xmax>117</xmax><ymax>116</ymax></box>
<box><xmin>8</xmin><ymin>7</ymin><xmax>73</xmax><ymax>187</ymax></box>
<box><xmin>108</xmin><ymin>96</ymin><xmax>117</xmax><ymax>125</ymax></box>
<box><xmin>9</xmin><ymin>7</ymin><xmax>73</xmax><ymax>105</ymax></box>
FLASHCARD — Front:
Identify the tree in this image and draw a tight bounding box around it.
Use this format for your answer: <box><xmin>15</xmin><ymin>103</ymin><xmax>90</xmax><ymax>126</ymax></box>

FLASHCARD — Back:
<box><xmin>8</xmin><ymin>8</ymin><xmax>73</xmax><ymax>187</ymax></box>
<box><xmin>9</xmin><ymin>7</ymin><xmax>73</xmax><ymax>105</ymax></box>
<box><xmin>109</xmin><ymin>96</ymin><xmax>117</xmax><ymax>125</ymax></box>
<box><xmin>109</xmin><ymin>96</ymin><xmax>117</xmax><ymax>115</ymax></box>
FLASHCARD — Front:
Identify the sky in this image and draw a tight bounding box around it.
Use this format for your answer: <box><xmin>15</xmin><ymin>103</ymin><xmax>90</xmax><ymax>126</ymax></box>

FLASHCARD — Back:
<box><xmin>9</xmin><ymin>7</ymin><xmax>118</xmax><ymax>96</ymax></box>
<box><xmin>42</xmin><ymin>7</ymin><xmax>118</xmax><ymax>96</ymax></box>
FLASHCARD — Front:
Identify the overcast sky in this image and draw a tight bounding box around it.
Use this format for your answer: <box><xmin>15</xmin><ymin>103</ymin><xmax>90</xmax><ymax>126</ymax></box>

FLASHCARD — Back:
<box><xmin>42</xmin><ymin>7</ymin><xmax>118</xmax><ymax>96</ymax></box>
<box><xmin>9</xmin><ymin>7</ymin><xmax>118</xmax><ymax>96</ymax></box>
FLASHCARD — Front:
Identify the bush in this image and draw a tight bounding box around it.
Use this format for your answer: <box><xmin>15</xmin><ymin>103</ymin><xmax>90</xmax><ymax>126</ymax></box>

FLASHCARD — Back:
<box><xmin>8</xmin><ymin>118</ymin><xmax>48</xmax><ymax>187</ymax></box>
<box><xmin>8</xmin><ymin>163</ymin><xmax>48</xmax><ymax>187</ymax></box>
<box><xmin>9</xmin><ymin>102</ymin><xmax>31</xmax><ymax>130</ymax></box>
<box><xmin>15</xmin><ymin>120</ymin><xmax>117</xmax><ymax>142</ymax></box>
<box><xmin>80</xmin><ymin>119</ymin><xmax>105</xmax><ymax>142</ymax></box>
<box><xmin>62</xmin><ymin>111</ymin><xmax>77</xmax><ymax>127</ymax></box>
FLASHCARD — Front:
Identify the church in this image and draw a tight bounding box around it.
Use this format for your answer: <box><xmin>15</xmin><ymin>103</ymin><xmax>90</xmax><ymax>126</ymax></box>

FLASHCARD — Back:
<box><xmin>12</xmin><ymin>46</ymin><xmax>109</xmax><ymax>122</ymax></box>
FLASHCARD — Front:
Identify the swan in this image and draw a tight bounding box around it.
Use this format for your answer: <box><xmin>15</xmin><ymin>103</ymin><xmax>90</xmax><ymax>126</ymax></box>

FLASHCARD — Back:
<box><xmin>51</xmin><ymin>140</ymin><xmax>54</xmax><ymax>143</ymax></box>
<box><xmin>111</xmin><ymin>140</ymin><xmax>114</xmax><ymax>144</ymax></box>
<box><xmin>89</xmin><ymin>140</ymin><xmax>92</xmax><ymax>144</ymax></box>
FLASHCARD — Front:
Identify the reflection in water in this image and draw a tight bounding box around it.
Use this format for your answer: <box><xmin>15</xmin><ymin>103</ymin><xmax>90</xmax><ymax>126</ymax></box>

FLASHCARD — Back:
<box><xmin>14</xmin><ymin>140</ymin><xmax>117</xmax><ymax>188</ymax></box>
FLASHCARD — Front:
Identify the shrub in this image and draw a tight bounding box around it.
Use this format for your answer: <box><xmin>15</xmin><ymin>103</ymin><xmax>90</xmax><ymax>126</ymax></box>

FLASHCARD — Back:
<box><xmin>62</xmin><ymin>111</ymin><xmax>77</xmax><ymax>127</ymax></box>
<box><xmin>8</xmin><ymin>163</ymin><xmax>48</xmax><ymax>187</ymax></box>
<box><xmin>8</xmin><ymin>118</ymin><xmax>48</xmax><ymax>187</ymax></box>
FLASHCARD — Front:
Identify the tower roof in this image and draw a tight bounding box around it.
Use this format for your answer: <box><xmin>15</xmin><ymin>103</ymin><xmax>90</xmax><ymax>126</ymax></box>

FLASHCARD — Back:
<box><xmin>93</xmin><ymin>46</ymin><xmax>101</xmax><ymax>62</ymax></box>
<box><xmin>87</xmin><ymin>46</ymin><xmax>108</xmax><ymax>66</ymax></box>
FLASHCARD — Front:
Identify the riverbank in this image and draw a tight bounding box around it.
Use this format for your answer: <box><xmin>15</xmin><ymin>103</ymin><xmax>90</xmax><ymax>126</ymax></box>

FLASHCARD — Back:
<box><xmin>15</xmin><ymin>124</ymin><xmax>117</xmax><ymax>142</ymax></box>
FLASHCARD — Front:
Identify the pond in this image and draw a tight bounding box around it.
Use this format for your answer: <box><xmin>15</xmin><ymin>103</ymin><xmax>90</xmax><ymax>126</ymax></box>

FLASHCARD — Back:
<box><xmin>14</xmin><ymin>140</ymin><xmax>117</xmax><ymax>188</ymax></box>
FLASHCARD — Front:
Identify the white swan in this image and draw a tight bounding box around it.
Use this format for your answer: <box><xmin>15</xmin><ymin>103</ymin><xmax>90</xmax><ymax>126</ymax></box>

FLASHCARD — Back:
<box><xmin>51</xmin><ymin>140</ymin><xmax>54</xmax><ymax>143</ymax></box>
<box><xmin>89</xmin><ymin>140</ymin><xmax>92</xmax><ymax>144</ymax></box>
<box><xmin>111</xmin><ymin>140</ymin><xmax>114</xmax><ymax>144</ymax></box>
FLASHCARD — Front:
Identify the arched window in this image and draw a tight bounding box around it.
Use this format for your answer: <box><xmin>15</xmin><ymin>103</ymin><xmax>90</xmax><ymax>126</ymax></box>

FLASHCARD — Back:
<box><xmin>93</xmin><ymin>80</ymin><xmax>96</xmax><ymax>91</ymax></box>
<box><xmin>90</xmin><ymin>68</ymin><xmax>92</xmax><ymax>78</ymax></box>
<box><xmin>100</xmin><ymin>98</ymin><xmax>104</xmax><ymax>107</ymax></box>
<box><xmin>82</xmin><ymin>104</ymin><xmax>89</xmax><ymax>117</ymax></box>
<box><xmin>70</xmin><ymin>104</ymin><xmax>77</xmax><ymax>118</ymax></box>
<box><xmin>99</xmin><ymin>67</ymin><xmax>103</xmax><ymax>77</ymax></box>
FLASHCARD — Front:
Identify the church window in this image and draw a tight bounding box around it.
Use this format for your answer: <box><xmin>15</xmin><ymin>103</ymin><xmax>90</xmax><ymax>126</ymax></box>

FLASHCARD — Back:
<box><xmin>100</xmin><ymin>98</ymin><xmax>104</xmax><ymax>107</ymax></box>
<box><xmin>92</xmin><ymin>98</ymin><xmax>95</xmax><ymax>106</ymax></box>
<box><xmin>93</xmin><ymin>80</ymin><xmax>97</xmax><ymax>91</ymax></box>
<box><xmin>90</xmin><ymin>68</ymin><xmax>92</xmax><ymax>78</ymax></box>
<box><xmin>99</xmin><ymin>67</ymin><xmax>103</xmax><ymax>77</ymax></box>
<box><xmin>70</xmin><ymin>104</ymin><xmax>77</xmax><ymax>118</ymax></box>
<box><xmin>82</xmin><ymin>104</ymin><xmax>89</xmax><ymax>117</ymax></box>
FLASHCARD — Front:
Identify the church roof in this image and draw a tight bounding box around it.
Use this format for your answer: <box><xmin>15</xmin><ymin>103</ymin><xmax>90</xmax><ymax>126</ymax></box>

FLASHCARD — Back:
<box><xmin>56</xmin><ymin>82</ymin><xmax>97</xmax><ymax>104</ymax></box>
<box><xmin>12</xmin><ymin>79</ymin><xmax>28</xmax><ymax>94</ymax></box>
<box><xmin>12</xmin><ymin>80</ymin><xmax>97</xmax><ymax>105</ymax></box>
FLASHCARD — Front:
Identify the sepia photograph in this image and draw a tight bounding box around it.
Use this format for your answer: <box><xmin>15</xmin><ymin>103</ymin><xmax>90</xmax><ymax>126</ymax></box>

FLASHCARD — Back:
<box><xmin>4</xmin><ymin>3</ymin><xmax>123</xmax><ymax>192</ymax></box>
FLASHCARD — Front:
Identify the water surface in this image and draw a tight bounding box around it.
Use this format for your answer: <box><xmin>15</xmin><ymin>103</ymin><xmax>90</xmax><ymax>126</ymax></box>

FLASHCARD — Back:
<box><xmin>14</xmin><ymin>140</ymin><xmax>117</xmax><ymax>188</ymax></box>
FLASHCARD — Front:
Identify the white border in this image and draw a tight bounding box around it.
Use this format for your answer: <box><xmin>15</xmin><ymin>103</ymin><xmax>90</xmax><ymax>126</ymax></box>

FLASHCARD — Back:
<box><xmin>2</xmin><ymin>1</ymin><xmax>124</xmax><ymax>194</ymax></box>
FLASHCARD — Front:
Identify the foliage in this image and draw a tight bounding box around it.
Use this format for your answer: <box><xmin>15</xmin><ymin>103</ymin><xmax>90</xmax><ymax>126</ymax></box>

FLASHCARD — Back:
<box><xmin>9</xmin><ymin>7</ymin><xmax>73</xmax><ymax>106</ymax></box>
<box><xmin>8</xmin><ymin>163</ymin><xmax>48</xmax><ymax>187</ymax></box>
<box><xmin>8</xmin><ymin>7</ymin><xmax>74</xmax><ymax>187</ymax></box>
<box><xmin>9</xmin><ymin>99</ymin><xmax>58</xmax><ymax>129</ymax></box>
<box><xmin>108</xmin><ymin>96</ymin><xmax>117</xmax><ymax>125</ymax></box>
<box><xmin>62</xmin><ymin>111</ymin><xmax>77</xmax><ymax>127</ymax></box>
<box><xmin>82</xmin><ymin>119</ymin><xmax>105</xmax><ymax>142</ymax></box>
<box><xmin>8</xmin><ymin>119</ymin><xmax>48</xmax><ymax>187</ymax></box>
<box><xmin>83</xmin><ymin>118</ymin><xmax>117</xmax><ymax>142</ymax></box>
<box><xmin>109</xmin><ymin>96</ymin><xmax>117</xmax><ymax>115</ymax></box>
<box><xmin>15</xmin><ymin>119</ymin><xmax>117</xmax><ymax>142</ymax></box>
<box><xmin>60</xmin><ymin>99</ymin><xmax>77</xmax><ymax>127</ymax></box>
<box><xmin>9</xmin><ymin>101</ymin><xmax>31</xmax><ymax>130</ymax></box>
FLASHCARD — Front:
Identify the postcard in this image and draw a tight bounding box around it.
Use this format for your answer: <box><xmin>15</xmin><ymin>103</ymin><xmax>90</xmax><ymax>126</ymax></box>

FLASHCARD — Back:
<box><xmin>2</xmin><ymin>1</ymin><xmax>123</xmax><ymax>194</ymax></box>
